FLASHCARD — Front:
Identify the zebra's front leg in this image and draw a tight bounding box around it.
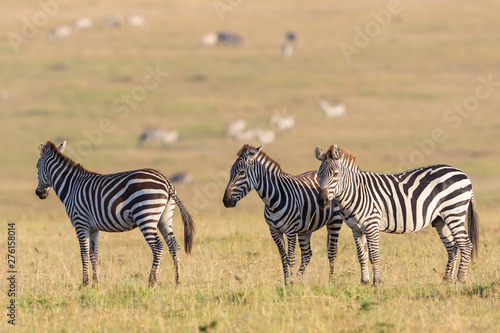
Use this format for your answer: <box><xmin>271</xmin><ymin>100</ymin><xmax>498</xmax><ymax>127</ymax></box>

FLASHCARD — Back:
<box><xmin>77</xmin><ymin>232</ymin><xmax>91</xmax><ymax>288</ymax></box>
<box><xmin>270</xmin><ymin>228</ymin><xmax>291</xmax><ymax>286</ymax></box>
<box><xmin>285</xmin><ymin>232</ymin><xmax>297</xmax><ymax>281</ymax></box>
<box><xmin>297</xmin><ymin>233</ymin><xmax>313</xmax><ymax>284</ymax></box>
<box><xmin>352</xmin><ymin>229</ymin><xmax>370</xmax><ymax>285</ymax></box>
<box><xmin>89</xmin><ymin>230</ymin><xmax>99</xmax><ymax>283</ymax></box>
<box><xmin>326</xmin><ymin>222</ymin><xmax>341</xmax><ymax>282</ymax></box>
<box><xmin>364</xmin><ymin>224</ymin><xmax>381</xmax><ymax>286</ymax></box>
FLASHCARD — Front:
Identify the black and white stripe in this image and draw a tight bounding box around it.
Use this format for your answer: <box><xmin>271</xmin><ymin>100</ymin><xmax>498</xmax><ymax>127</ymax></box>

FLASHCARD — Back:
<box><xmin>35</xmin><ymin>140</ymin><xmax>194</xmax><ymax>286</ymax></box>
<box><xmin>223</xmin><ymin>145</ymin><xmax>343</xmax><ymax>285</ymax></box>
<box><xmin>315</xmin><ymin>145</ymin><xmax>479</xmax><ymax>286</ymax></box>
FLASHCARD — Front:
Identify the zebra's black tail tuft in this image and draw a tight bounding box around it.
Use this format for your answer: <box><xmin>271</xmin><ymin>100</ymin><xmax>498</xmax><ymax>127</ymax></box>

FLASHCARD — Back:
<box><xmin>172</xmin><ymin>193</ymin><xmax>195</xmax><ymax>254</ymax></box>
<box><xmin>467</xmin><ymin>194</ymin><xmax>480</xmax><ymax>262</ymax></box>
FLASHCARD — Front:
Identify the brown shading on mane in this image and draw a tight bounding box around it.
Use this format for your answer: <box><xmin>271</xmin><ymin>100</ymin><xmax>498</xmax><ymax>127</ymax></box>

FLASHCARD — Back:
<box><xmin>327</xmin><ymin>145</ymin><xmax>361</xmax><ymax>171</ymax></box>
<box><xmin>43</xmin><ymin>140</ymin><xmax>93</xmax><ymax>173</ymax></box>
<box><xmin>236</xmin><ymin>144</ymin><xmax>282</xmax><ymax>171</ymax></box>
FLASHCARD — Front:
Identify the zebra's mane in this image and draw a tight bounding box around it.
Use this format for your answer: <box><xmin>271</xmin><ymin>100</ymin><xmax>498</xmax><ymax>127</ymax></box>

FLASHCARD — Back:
<box><xmin>238</xmin><ymin>144</ymin><xmax>282</xmax><ymax>171</ymax></box>
<box><xmin>44</xmin><ymin>140</ymin><xmax>93</xmax><ymax>173</ymax></box>
<box><xmin>327</xmin><ymin>145</ymin><xmax>361</xmax><ymax>172</ymax></box>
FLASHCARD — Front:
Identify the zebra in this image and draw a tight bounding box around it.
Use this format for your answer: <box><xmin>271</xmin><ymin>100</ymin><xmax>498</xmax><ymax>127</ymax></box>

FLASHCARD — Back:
<box><xmin>35</xmin><ymin>140</ymin><xmax>195</xmax><ymax>287</ymax></box>
<box><xmin>223</xmin><ymin>145</ymin><xmax>343</xmax><ymax>286</ymax></box>
<box><xmin>315</xmin><ymin>145</ymin><xmax>479</xmax><ymax>286</ymax></box>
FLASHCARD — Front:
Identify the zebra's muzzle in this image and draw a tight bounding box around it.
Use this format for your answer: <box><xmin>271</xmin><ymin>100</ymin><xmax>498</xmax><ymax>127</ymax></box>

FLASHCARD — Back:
<box><xmin>222</xmin><ymin>194</ymin><xmax>237</xmax><ymax>208</ymax></box>
<box><xmin>318</xmin><ymin>188</ymin><xmax>330</xmax><ymax>209</ymax></box>
<box><xmin>35</xmin><ymin>187</ymin><xmax>49</xmax><ymax>199</ymax></box>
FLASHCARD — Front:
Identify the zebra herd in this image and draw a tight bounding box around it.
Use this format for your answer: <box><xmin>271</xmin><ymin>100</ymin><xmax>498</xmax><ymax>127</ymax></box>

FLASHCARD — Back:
<box><xmin>35</xmin><ymin>140</ymin><xmax>479</xmax><ymax>287</ymax></box>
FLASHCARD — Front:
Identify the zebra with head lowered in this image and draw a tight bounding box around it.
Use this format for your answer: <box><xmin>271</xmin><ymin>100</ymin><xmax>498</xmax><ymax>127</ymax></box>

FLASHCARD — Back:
<box><xmin>315</xmin><ymin>145</ymin><xmax>479</xmax><ymax>286</ymax></box>
<box><xmin>35</xmin><ymin>140</ymin><xmax>195</xmax><ymax>287</ymax></box>
<box><xmin>223</xmin><ymin>145</ymin><xmax>343</xmax><ymax>286</ymax></box>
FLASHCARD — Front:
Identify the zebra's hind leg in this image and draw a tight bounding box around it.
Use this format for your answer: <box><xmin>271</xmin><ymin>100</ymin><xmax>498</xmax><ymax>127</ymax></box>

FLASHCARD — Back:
<box><xmin>445</xmin><ymin>217</ymin><xmax>473</xmax><ymax>283</ymax></box>
<box><xmin>297</xmin><ymin>233</ymin><xmax>313</xmax><ymax>284</ymax></box>
<box><xmin>364</xmin><ymin>224</ymin><xmax>382</xmax><ymax>286</ymax></box>
<box><xmin>432</xmin><ymin>217</ymin><xmax>458</xmax><ymax>284</ymax></box>
<box><xmin>352</xmin><ymin>229</ymin><xmax>370</xmax><ymax>285</ymax></box>
<box><xmin>270</xmin><ymin>227</ymin><xmax>291</xmax><ymax>286</ymax></box>
<box><xmin>145</xmin><ymin>233</ymin><xmax>165</xmax><ymax>286</ymax></box>
<box><xmin>89</xmin><ymin>230</ymin><xmax>100</xmax><ymax>283</ymax></box>
<box><xmin>158</xmin><ymin>199</ymin><xmax>181</xmax><ymax>284</ymax></box>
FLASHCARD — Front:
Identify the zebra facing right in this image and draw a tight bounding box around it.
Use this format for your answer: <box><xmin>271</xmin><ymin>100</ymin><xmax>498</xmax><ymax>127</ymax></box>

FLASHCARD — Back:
<box><xmin>315</xmin><ymin>145</ymin><xmax>479</xmax><ymax>286</ymax></box>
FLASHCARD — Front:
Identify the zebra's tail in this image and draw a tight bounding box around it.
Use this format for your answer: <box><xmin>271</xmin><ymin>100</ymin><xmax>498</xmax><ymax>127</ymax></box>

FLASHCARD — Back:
<box><xmin>171</xmin><ymin>192</ymin><xmax>195</xmax><ymax>254</ymax></box>
<box><xmin>467</xmin><ymin>194</ymin><xmax>480</xmax><ymax>262</ymax></box>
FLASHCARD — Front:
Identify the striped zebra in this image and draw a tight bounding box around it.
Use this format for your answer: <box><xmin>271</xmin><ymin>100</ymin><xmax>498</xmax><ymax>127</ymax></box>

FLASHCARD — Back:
<box><xmin>35</xmin><ymin>140</ymin><xmax>194</xmax><ymax>287</ymax></box>
<box><xmin>223</xmin><ymin>145</ymin><xmax>343</xmax><ymax>286</ymax></box>
<box><xmin>315</xmin><ymin>145</ymin><xmax>479</xmax><ymax>286</ymax></box>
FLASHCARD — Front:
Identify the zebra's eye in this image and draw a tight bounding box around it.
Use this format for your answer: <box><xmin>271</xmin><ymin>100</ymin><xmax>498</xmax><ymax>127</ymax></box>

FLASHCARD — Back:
<box><xmin>332</xmin><ymin>171</ymin><xmax>339</xmax><ymax>177</ymax></box>
<box><xmin>238</xmin><ymin>170</ymin><xmax>245</xmax><ymax>176</ymax></box>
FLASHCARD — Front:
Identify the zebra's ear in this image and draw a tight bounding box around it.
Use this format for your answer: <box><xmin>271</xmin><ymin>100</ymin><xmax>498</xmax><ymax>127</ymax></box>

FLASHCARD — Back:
<box><xmin>333</xmin><ymin>145</ymin><xmax>341</xmax><ymax>160</ymax></box>
<box><xmin>57</xmin><ymin>141</ymin><xmax>67</xmax><ymax>153</ymax></box>
<box><xmin>38</xmin><ymin>143</ymin><xmax>46</xmax><ymax>156</ymax></box>
<box><xmin>315</xmin><ymin>147</ymin><xmax>326</xmax><ymax>161</ymax></box>
<box><xmin>248</xmin><ymin>145</ymin><xmax>262</xmax><ymax>159</ymax></box>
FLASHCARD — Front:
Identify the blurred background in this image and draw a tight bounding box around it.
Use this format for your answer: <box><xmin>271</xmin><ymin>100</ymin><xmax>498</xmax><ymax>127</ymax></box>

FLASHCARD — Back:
<box><xmin>1</xmin><ymin>0</ymin><xmax>499</xmax><ymax>218</ymax></box>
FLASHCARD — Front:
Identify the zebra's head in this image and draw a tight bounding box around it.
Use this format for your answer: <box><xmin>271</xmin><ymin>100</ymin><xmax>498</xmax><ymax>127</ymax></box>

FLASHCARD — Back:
<box><xmin>223</xmin><ymin>145</ymin><xmax>262</xmax><ymax>208</ymax></box>
<box><xmin>315</xmin><ymin>145</ymin><xmax>342</xmax><ymax>209</ymax></box>
<box><xmin>35</xmin><ymin>140</ymin><xmax>66</xmax><ymax>199</ymax></box>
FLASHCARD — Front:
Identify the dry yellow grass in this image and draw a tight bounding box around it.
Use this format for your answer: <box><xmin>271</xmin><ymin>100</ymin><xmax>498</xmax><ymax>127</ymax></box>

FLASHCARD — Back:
<box><xmin>1</xmin><ymin>0</ymin><xmax>500</xmax><ymax>331</ymax></box>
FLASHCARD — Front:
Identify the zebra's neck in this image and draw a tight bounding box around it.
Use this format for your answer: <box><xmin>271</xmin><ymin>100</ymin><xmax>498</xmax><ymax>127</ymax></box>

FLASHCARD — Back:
<box><xmin>250</xmin><ymin>154</ymin><xmax>285</xmax><ymax>207</ymax></box>
<box><xmin>335</xmin><ymin>166</ymin><xmax>364</xmax><ymax>214</ymax></box>
<box><xmin>48</xmin><ymin>152</ymin><xmax>90</xmax><ymax>205</ymax></box>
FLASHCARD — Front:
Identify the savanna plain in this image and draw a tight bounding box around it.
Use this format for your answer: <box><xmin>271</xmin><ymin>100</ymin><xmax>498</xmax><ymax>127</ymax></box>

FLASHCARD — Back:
<box><xmin>1</xmin><ymin>0</ymin><xmax>500</xmax><ymax>332</ymax></box>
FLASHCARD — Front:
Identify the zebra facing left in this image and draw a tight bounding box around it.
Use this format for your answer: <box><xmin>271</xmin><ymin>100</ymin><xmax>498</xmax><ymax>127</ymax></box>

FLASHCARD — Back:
<box><xmin>35</xmin><ymin>140</ymin><xmax>195</xmax><ymax>287</ymax></box>
<box><xmin>315</xmin><ymin>145</ymin><xmax>479</xmax><ymax>286</ymax></box>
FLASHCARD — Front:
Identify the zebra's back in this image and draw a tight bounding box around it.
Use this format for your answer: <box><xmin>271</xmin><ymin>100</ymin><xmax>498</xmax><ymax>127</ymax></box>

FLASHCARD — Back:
<box><xmin>69</xmin><ymin>168</ymin><xmax>173</xmax><ymax>232</ymax></box>
<box><xmin>371</xmin><ymin>164</ymin><xmax>472</xmax><ymax>233</ymax></box>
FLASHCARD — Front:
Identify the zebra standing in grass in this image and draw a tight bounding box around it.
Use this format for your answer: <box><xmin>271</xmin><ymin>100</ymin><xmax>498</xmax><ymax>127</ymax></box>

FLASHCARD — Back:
<box><xmin>315</xmin><ymin>145</ymin><xmax>479</xmax><ymax>286</ymax></box>
<box><xmin>223</xmin><ymin>145</ymin><xmax>343</xmax><ymax>286</ymax></box>
<box><xmin>35</xmin><ymin>140</ymin><xmax>194</xmax><ymax>287</ymax></box>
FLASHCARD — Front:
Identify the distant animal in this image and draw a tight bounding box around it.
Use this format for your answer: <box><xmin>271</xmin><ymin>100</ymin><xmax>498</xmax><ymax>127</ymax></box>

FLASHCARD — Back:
<box><xmin>102</xmin><ymin>15</ymin><xmax>122</xmax><ymax>28</ymax></box>
<box><xmin>315</xmin><ymin>145</ymin><xmax>479</xmax><ymax>286</ymax></box>
<box><xmin>126</xmin><ymin>15</ymin><xmax>147</xmax><ymax>28</ymax></box>
<box><xmin>35</xmin><ymin>140</ymin><xmax>195</xmax><ymax>286</ymax></box>
<box><xmin>170</xmin><ymin>172</ymin><xmax>194</xmax><ymax>186</ymax></box>
<box><xmin>285</xmin><ymin>32</ymin><xmax>297</xmax><ymax>43</ymax></box>
<box><xmin>224</xmin><ymin>119</ymin><xmax>247</xmax><ymax>138</ymax></box>
<box><xmin>137</xmin><ymin>129</ymin><xmax>179</xmax><ymax>148</ymax></box>
<box><xmin>200</xmin><ymin>33</ymin><xmax>218</xmax><ymax>47</ymax></box>
<box><xmin>47</xmin><ymin>26</ymin><xmax>72</xmax><ymax>42</ymax></box>
<box><xmin>73</xmin><ymin>17</ymin><xmax>92</xmax><ymax>30</ymax></box>
<box><xmin>281</xmin><ymin>42</ymin><xmax>293</xmax><ymax>61</ymax></box>
<box><xmin>253</xmin><ymin>128</ymin><xmax>275</xmax><ymax>145</ymax></box>
<box><xmin>318</xmin><ymin>98</ymin><xmax>346</xmax><ymax>118</ymax></box>
<box><xmin>231</xmin><ymin>129</ymin><xmax>255</xmax><ymax>142</ymax></box>
<box><xmin>223</xmin><ymin>145</ymin><xmax>343</xmax><ymax>285</ymax></box>
<box><xmin>270</xmin><ymin>114</ymin><xmax>295</xmax><ymax>132</ymax></box>
<box><xmin>217</xmin><ymin>32</ymin><xmax>242</xmax><ymax>45</ymax></box>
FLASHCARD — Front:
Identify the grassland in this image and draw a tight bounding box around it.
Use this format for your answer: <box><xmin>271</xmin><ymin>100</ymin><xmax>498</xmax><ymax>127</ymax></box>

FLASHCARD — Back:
<box><xmin>1</xmin><ymin>0</ymin><xmax>500</xmax><ymax>332</ymax></box>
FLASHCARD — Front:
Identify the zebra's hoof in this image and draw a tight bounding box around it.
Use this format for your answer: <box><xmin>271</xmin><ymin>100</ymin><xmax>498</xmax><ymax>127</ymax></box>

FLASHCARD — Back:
<box><xmin>372</xmin><ymin>279</ymin><xmax>382</xmax><ymax>287</ymax></box>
